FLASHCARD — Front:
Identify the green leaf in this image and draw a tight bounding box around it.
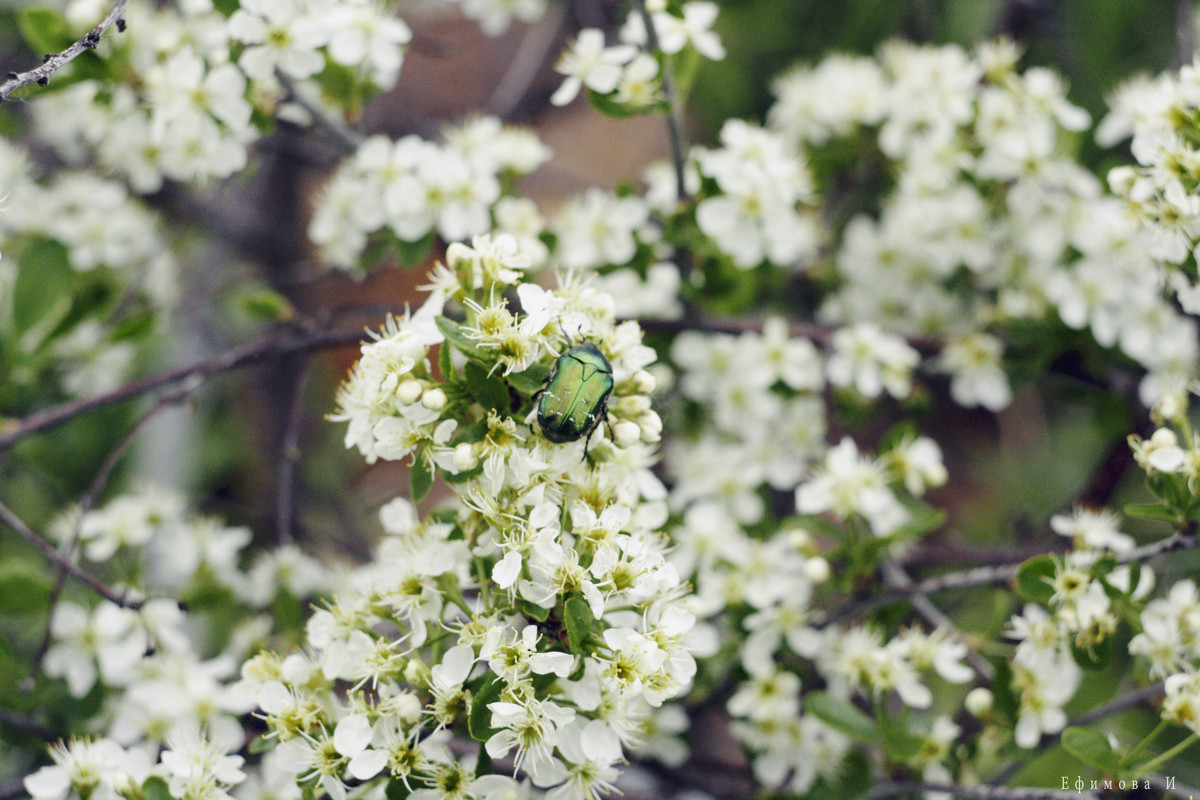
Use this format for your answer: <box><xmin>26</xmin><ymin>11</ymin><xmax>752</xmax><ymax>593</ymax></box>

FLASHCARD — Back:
<box><xmin>142</xmin><ymin>777</ymin><xmax>173</xmax><ymax>800</ymax></box>
<box><xmin>464</xmin><ymin>361</ymin><xmax>510</xmax><ymax>414</ymax></box>
<box><xmin>1015</xmin><ymin>554</ymin><xmax>1057</xmax><ymax>605</ymax></box>
<box><xmin>880</xmin><ymin>717</ymin><xmax>925</xmax><ymax>762</ymax></box>
<box><xmin>109</xmin><ymin>311</ymin><xmax>156</xmax><ymax>343</ymax></box>
<box><xmin>393</xmin><ymin>231</ymin><xmax>434</xmax><ymax>267</ymax></box>
<box><xmin>805</xmin><ymin>691</ymin><xmax>878</xmax><ymax>744</ymax></box>
<box><xmin>1124</xmin><ymin>503</ymin><xmax>1177</xmax><ymax>523</ymax></box>
<box><xmin>17</xmin><ymin>9</ymin><xmax>75</xmax><ymax>57</ymax></box>
<box><xmin>468</xmin><ymin>674</ymin><xmax>505</xmax><ymax>742</ymax></box>
<box><xmin>564</xmin><ymin>594</ymin><xmax>594</xmax><ymax>654</ymax></box>
<box><xmin>385</xmin><ymin>778</ymin><xmax>412</xmax><ymax>800</ymax></box>
<box><xmin>0</xmin><ymin>558</ymin><xmax>52</xmax><ymax>614</ymax></box>
<box><xmin>438</xmin><ymin>341</ymin><xmax>456</xmax><ymax>383</ymax></box>
<box><xmin>1061</xmin><ymin>726</ymin><xmax>1115</xmax><ymax>769</ymax></box>
<box><xmin>435</xmin><ymin>317</ymin><xmax>490</xmax><ymax>363</ymax></box>
<box><xmin>519</xmin><ymin>599</ymin><xmax>550</xmax><ymax>622</ymax></box>
<box><xmin>508</xmin><ymin>362</ymin><xmax>551</xmax><ymax>396</ymax></box>
<box><xmin>410</xmin><ymin>446</ymin><xmax>434</xmax><ymax>503</ymax></box>
<box><xmin>1071</xmin><ymin>636</ymin><xmax>1113</xmax><ymax>672</ymax></box>
<box><xmin>14</xmin><ymin>239</ymin><xmax>73</xmax><ymax>336</ymax></box>
<box><xmin>238</xmin><ymin>288</ymin><xmax>295</xmax><ymax>322</ymax></box>
<box><xmin>248</xmin><ymin>735</ymin><xmax>273</xmax><ymax>754</ymax></box>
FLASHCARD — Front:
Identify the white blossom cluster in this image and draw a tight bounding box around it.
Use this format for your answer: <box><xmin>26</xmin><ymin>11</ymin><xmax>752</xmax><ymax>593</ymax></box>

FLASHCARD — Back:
<box><xmin>770</xmin><ymin>40</ymin><xmax>1196</xmax><ymax>409</ymax></box>
<box><xmin>309</xmin><ymin>119</ymin><xmax>551</xmax><ymax>270</ymax></box>
<box><xmin>32</xmin><ymin>0</ymin><xmax>410</xmax><ymax>192</ymax></box>
<box><xmin>256</xmin><ymin>234</ymin><xmax>694</xmax><ymax>797</ymax></box>
<box><xmin>1103</xmin><ymin>55</ymin><xmax>1200</xmax><ymax>320</ymax></box>
<box><xmin>550</xmin><ymin>1</ymin><xmax>724</xmax><ymax>109</ymax></box>
<box><xmin>437</xmin><ymin>0</ymin><xmax>549</xmax><ymax>36</ymax></box>
<box><xmin>23</xmin><ymin>486</ymin><xmax>336</xmax><ymax>800</ymax></box>
<box><xmin>0</xmin><ymin>139</ymin><xmax>176</xmax><ymax>398</ymax></box>
<box><xmin>668</xmin><ymin>429</ymin><xmax>965</xmax><ymax>793</ymax></box>
<box><xmin>691</xmin><ymin>120</ymin><xmax>823</xmax><ymax>270</ymax></box>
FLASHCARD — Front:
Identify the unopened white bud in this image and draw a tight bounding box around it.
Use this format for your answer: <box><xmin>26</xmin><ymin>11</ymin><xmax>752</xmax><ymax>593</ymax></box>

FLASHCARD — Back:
<box><xmin>613</xmin><ymin>420</ymin><xmax>641</xmax><ymax>448</ymax></box>
<box><xmin>397</xmin><ymin>379</ymin><xmax>423</xmax><ymax>404</ymax></box>
<box><xmin>632</xmin><ymin>369</ymin><xmax>656</xmax><ymax>394</ymax></box>
<box><xmin>421</xmin><ymin>388</ymin><xmax>446</xmax><ymax>411</ymax></box>
<box><xmin>454</xmin><ymin>443</ymin><xmax>478</xmax><ymax>471</ymax></box>
<box><xmin>616</xmin><ymin>395</ymin><xmax>651</xmax><ymax>415</ymax></box>
<box><xmin>640</xmin><ymin>410</ymin><xmax>663</xmax><ymax>442</ymax></box>
<box><xmin>803</xmin><ymin>557</ymin><xmax>830</xmax><ymax>584</ymax></box>
<box><xmin>965</xmin><ymin>687</ymin><xmax>993</xmax><ymax>718</ymax></box>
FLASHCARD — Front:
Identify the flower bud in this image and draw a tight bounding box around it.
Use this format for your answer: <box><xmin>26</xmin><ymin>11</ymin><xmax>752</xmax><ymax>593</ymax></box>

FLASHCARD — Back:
<box><xmin>632</xmin><ymin>369</ymin><xmax>656</xmax><ymax>394</ymax></box>
<box><xmin>803</xmin><ymin>557</ymin><xmax>831</xmax><ymax>584</ymax></box>
<box><xmin>405</xmin><ymin>657</ymin><xmax>431</xmax><ymax>689</ymax></box>
<box><xmin>965</xmin><ymin>687</ymin><xmax>993</xmax><ymax>718</ymax></box>
<box><xmin>616</xmin><ymin>395</ymin><xmax>652</xmax><ymax>415</ymax></box>
<box><xmin>613</xmin><ymin>420</ymin><xmax>641</xmax><ymax>448</ymax></box>
<box><xmin>454</xmin><ymin>443</ymin><xmax>479</xmax><ymax>471</ymax></box>
<box><xmin>421</xmin><ymin>388</ymin><xmax>447</xmax><ymax>411</ymax></box>
<box><xmin>640</xmin><ymin>411</ymin><xmax>663</xmax><ymax>442</ymax></box>
<box><xmin>396</xmin><ymin>379</ymin><xmax>423</xmax><ymax>405</ymax></box>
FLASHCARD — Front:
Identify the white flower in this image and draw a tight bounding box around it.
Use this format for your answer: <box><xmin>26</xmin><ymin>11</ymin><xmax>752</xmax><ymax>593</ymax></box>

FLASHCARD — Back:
<box><xmin>229</xmin><ymin>0</ymin><xmax>328</xmax><ymax>80</ymax></box>
<box><xmin>550</xmin><ymin>29</ymin><xmax>637</xmax><ymax>106</ymax></box>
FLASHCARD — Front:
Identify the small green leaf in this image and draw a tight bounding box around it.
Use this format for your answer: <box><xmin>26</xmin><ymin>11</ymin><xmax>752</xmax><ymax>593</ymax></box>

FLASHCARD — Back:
<box><xmin>1124</xmin><ymin>503</ymin><xmax>1177</xmax><ymax>523</ymax></box>
<box><xmin>109</xmin><ymin>311</ymin><xmax>156</xmax><ymax>343</ymax></box>
<box><xmin>1070</xmin><ymin>636</ymin><xmax>1113</xmax><ymax>672</ymax></box>
<box><xmin>385</xmin><ymin>778</ymin><xmax>412</xmax><ymax>800</ymax></box>
<box><xmin>464</xmin><ymin>361</ymin><xmax>509</xmax><ymax>414</ymax></box>
<box><xmin>17</xmin><ymin>9</ymin><xmax>75</xmax><ymax>57</ymax></box>
<box><xmin>393</xmin><ymin>232</ymin><xmax>434</xmax><ymax>267</ymax></box>
<box><xmin>1015</xmin><ymin>554</ymin><xmax>1057</xmax><ymax>605</ymax></box>
<box><xmin>519</xmin><ymin>599</ymin><xmax>550</xmax><ymax>622</ymax></box>
<box><xmin>142</xmin><ymin>777</ymin><xmax>173</xmax><ymax>800</ymax></box>
<box><xmin>805</xmin><ymin>691</ymin><xmax>879</xmax><ymax>744</ymax></box>
<box><xmin>0</xmin><ymin>559</ymin><xmax>52</xmax><ymax>614</ymax></box>
<box><xmin>564</xmin><ymin>594</ymin><xmax>594</xmax><ymax>654</ymax></box>
<box><xmin>1061</xmin><ymin>726</ymin><xmax>1115</xmax><ymax>768</ymax></box>
<box><xmin>435</xmin><ymin>317</ymin><xmax>490</xmax><ymax>363</ymax></box>
<box><xmin>248</xmin><ymin>735</ymin><xmax>273</xmax><ymax>754</ymax></box>
<box><xmin>468</xmin><ymin>674</ymin><xmax>505</xmax><ymax>742</ymax></box>
<box><xmin>508</xmin><ymin>363</ymin><xmax>550</xmax><ymax>396</ymax></box>
<box><xmin>238</xmin><ymin>288</ymin><xmax>295</xmax><ymax>322</ymax></box>
<box><xmin>438</xmin><ymin>341</ymin><xmax>456</xmax><ymax>382</ymax></box>
<box><xmin>14</xmin><ymin>239</ymin><xmax>73</xmax><ymax>336</ymax></box>
<box><xmin>410</xmin><ymin>447</ymin><xmax>434</xmax><ymax>503</ymax></box>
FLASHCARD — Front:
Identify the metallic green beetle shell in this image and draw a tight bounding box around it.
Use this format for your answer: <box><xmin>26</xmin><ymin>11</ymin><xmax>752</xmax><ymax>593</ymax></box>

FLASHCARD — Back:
<box><xmin>536</xmin><ymin>341</ymin><xmax>615</xmax><ymax>444</ymax></box>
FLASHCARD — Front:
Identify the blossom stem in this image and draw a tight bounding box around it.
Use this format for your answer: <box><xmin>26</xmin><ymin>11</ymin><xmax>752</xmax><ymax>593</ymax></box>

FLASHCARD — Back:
<box><xmin>1128</xmin><ymin>731</ymin><xmax>1199</xmax><ymax>775</ymax></box>
<box><xmin>277</xmin><ymin>356</ymin><xmax>315</xmax><ymax>545</ymax></box>
<box><xmin>0</xmin><ymin>0</ymin><xmax>130</xmax><ymax>101</ymax></box>
<box><xmin>1119</xmin><ymin>718</ymin><xmax>1170</xmax><ymax>769</ymax></box>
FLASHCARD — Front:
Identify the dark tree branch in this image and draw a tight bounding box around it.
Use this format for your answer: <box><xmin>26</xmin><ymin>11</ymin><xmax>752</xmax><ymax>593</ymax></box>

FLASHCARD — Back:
<box><xmin>0</xmin><ymin>498</ymin><xmax>141</xmax><ymax>610</ymax></box>
<box><xmin>0</xmin><ymin>323</ymin><xmax>376</xmax><ymax>452</ymax></box>
<box><xmin>1</xmin><ymin>0</ymin><xmax>130</xmax><ymax>101</ymax></box>
<box><xmin>276</xmin><ymin>356</ymin><xmax>314</xmax><ymax>545</ymax></box>
<box><xmin>632</xmin><ymin>0</ymin><xmax>691</xmax><ymax>206</ymax></box>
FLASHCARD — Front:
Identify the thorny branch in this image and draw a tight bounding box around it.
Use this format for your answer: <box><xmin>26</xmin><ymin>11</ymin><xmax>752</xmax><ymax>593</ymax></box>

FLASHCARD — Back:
<box><xmin>0</xmin><ymin>0</ymin><xmax>130</xmax><ymax>101</ymax></box>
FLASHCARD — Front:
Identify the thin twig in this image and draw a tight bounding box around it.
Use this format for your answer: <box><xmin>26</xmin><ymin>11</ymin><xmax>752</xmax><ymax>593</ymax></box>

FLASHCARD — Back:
<box><xmin>487</xmin><ymin>0</ymin><xmax>569</xmax><ymax>117</ymax></box>
<box><xmin>277</xmin><ymin>72</ymin><xmax>362</xmax><ymax>153</ymax></box>
<box><xmin>816</xmin><ymin>532</ymin><xmax>1200</xmax><ymax>628</ymax></box>
<box><xmin>276</xmin><ymin>357</ymin><xmax>314</xmax><ymax>545</ymax></box>
<box><xmin>30</xmin><ymin>386</ymin><xmax>195</xmax><ymax>674</ymax></box>
<box><xmin>869</xmin><ymin>782</ymin><xmax>1096</xmax><ymax>800</ymax></box>
<box><xmin>0</xmin><ymin>498</ymin><xmax>141</xmax><ymax>610</ymax></box>
<box><xmin>988</xmin><ymin>681</ymin><xmax>1166</xmax><ymax>786</ymax></box>
<box><xmin>632</xmin><ymin>0</ymin><xmax>690</xmax><ymax>205</ymax></box>
<box><xmin>0</xmin><ymin>0</ymin><xmax>130</xmax><ymax>101</ymax></box>
<box><xmin>881</xmin><ymin>561</ymin><xmax>994</xmax><ymax>684</ymax></box>
<box><xmin>0</xmin><ymin>708</ymin><xmax>56</xmax><ymax>740</ymax></box>
<box><xmin>0</xmin><ymin>324</ymin><xmax>374</xmax><ymax>452</ymax></box>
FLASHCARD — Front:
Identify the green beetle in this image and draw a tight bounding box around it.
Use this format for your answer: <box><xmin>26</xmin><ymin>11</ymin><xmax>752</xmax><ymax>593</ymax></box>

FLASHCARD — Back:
<box><xmin>535</xmin><ymin>341</ymin><xmax>615</xmax><ymax>446</ymax></box>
